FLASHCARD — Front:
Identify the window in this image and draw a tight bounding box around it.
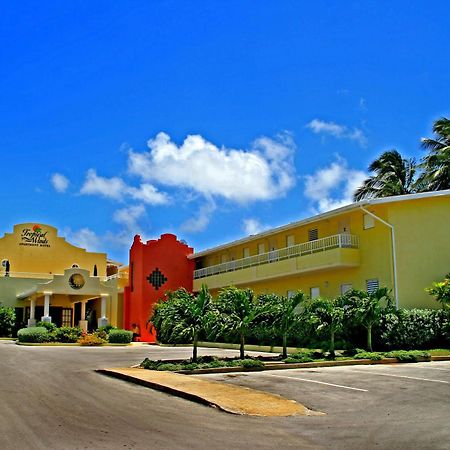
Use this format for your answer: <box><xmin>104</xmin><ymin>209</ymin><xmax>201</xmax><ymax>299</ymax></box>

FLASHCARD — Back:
<box><xmin>363</xmin><ymin>214</ymin><xmax>375</xmax><ymax>230</ymax></box>
<box><xmin>286</xmin><ymin>235</ymin><xmax>295</xmax><ymax>247</ymax></box>
<box><xmin>243</xmin><ymin>247</ymin><xmax>250</xmax><ymax>258</ymax></box>
<box><xmin>310</xmin><ymin>287</ymin><xmax>320</xmax><ymax>298</ymax></box>
<box><xmin>258</xmin><ymin>243</ymin><xmax>265</xmax><ymax>254</ymax></box>
<box><xmin>366</xmin><ymin>279</ymin><xmax>379</xmax><ymax>293</ymax></box>
<box><xmin>308</xmin><ymin>228</ymin><xmax>318</xmax><ymax>241</ymax></box>
<box><xmin>287</xmin><ymin>290</ymin><xmax>296</xmax><ymax>299</ymax></box>
<box><xmin>62</xmin><ymin>308</ymin><xmax>72</xmax><ymax>327</ymax></box>
<box><xmin>340</xmin><ymin>283</ymin><xmax>353</xmax><ymax>295</ymax></box>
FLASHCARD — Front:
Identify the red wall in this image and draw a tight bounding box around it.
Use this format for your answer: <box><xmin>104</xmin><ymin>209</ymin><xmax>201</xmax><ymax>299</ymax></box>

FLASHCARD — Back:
<box><xmin>123</xmin><ymin>233</ymin><xmax>195</xmax><ymax>342</ymax></box>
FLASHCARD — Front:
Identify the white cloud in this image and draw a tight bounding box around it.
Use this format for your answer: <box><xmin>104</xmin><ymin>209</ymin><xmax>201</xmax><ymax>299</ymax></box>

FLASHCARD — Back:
<box><xmin>128</xmin><ymin>131</ymin><xmax>296</xmax><ymax>203</ymax></box>
<box><xmin>51</xmin><ymin>173</ymin><xmax>69</xmax><ymax>193</ymax></box>
<box><xmin>113</xmin><ymin>204</ymin><xmax>146</xmax><ymax>231</ymax></box>
<box><xmin>80</xmin><ymin>169</ymin><xmax>168</xmax><ymax>205</ymax></box>
<box><xmin>243</xmin><ymin>218</ymin><xmax>269</xmax><ymax>236</ymax></box>
<box><xmin>304</xmin><ymin>158</ymin><xmax>367</xmax><ymax>213</ymax></box>
<box><xmin>64</xmin><ymin>227</ymin><xmax>102</xmax><ymax>252</ymax></box>
<box><xmin>306</xmin><ymin>119</ymin><xmax>367</xmax><ymax>147</ymax></box>
<box><xmin>180</xmin><ymin>201</ymin><xmax>216</xmax><ymax>233</ymax></box>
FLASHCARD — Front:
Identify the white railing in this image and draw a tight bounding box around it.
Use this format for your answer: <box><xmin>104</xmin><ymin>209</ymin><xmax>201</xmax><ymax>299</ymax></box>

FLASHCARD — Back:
<box><xmin>193</xmin><ymin>234</ymin><xmax>359</xmax><ymax>279</ymax></box>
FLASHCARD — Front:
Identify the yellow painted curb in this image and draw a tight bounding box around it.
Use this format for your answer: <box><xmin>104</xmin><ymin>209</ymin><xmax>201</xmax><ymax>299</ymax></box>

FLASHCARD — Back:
<box><xmin>98</xmin><ymin>367</ymin><xmax>324</xmax><ymax>417</ymax></box>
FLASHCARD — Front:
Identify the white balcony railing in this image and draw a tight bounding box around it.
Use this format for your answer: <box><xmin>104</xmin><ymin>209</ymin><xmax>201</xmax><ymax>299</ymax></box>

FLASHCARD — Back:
<box><xmin>193</xmin><ymin>233</ymin><xmax>359</xmax><ymax>279</ymax></box>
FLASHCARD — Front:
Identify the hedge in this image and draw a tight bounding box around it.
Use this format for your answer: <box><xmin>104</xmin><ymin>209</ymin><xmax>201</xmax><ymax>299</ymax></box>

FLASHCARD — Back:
<box><xmin>108</xmin><ymin>329</ymin><xmax>133</xmax><ymax>344</ymax></box>
<box><xmin>17</xmin><ymin>327</ymin><xmax>49</xmax><ymax>343</ymax></box>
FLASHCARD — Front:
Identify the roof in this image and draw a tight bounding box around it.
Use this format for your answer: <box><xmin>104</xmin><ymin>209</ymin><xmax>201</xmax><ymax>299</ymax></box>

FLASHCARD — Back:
<box><xmin>190</xmin><ymin>189</ymin><xmax>450</xmax><ymax>259</ymax></box>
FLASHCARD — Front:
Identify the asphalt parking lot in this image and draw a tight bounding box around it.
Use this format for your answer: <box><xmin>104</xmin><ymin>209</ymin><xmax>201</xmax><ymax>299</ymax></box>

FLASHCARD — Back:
<box><xmin>202</xmin><ymin>361</ymin><xmax>450</xmax><ymax>449</ymax></box>
<box><xmin>1</xmin><ymin>341</ymin><xmax>449</xmax><ymax>450</ymax></box>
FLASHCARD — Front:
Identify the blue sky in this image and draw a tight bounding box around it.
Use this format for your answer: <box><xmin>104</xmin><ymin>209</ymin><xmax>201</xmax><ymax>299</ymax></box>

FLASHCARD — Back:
<box><xmin>1</xmin><ymin>1</ymin><xmax>449</xmax><ymax>263</ymax></box>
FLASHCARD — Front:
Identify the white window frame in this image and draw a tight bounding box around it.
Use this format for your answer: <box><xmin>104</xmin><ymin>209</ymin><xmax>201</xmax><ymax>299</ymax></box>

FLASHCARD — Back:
<box><xmin>310</xmin><ymin>287</ymin><xmax>320</xmax><ymax>299</ymax></box>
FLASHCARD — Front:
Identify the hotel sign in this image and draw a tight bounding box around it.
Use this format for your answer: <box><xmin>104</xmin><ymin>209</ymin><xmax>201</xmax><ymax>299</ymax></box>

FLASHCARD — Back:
<box><xmin>20</xmin><ymin>225</ymin><xmax>50</xmax><ymax>248</ymax></box>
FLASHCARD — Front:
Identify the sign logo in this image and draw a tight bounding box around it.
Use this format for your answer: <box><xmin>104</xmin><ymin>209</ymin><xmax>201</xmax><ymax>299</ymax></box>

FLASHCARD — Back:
<box><xmin>20</xmin><ymin>225</ymin><xmax>50</xmax><ymax>247</ymax></box>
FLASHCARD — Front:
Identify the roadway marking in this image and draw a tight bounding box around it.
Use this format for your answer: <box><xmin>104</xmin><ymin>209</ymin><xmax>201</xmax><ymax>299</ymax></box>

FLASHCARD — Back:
<box><xmin>422</xmin><ymin>366</ymin><xmax>450</xmax><ymax>372</ymax></box>
<box><xmin>261</xmin><ymin>373</ymin><xmax>368</xmax><ymax>392</ymax></box>
<box><xmin>349</xmin><ymin>369</ymin><xmax>450</xmax><ymax>384</ymax></box>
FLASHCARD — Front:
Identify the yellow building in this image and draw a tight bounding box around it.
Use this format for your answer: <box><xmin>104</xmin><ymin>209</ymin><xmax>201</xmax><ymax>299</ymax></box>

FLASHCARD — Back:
<box><xmin>192</xmin><ymin>190</ymin><xmax>450</xmax><ymax>309</ymax></box>
<box><xmin>0</xmin><ymin>223</ymin><xmax>124</xmax><ymax>331</ymax></box>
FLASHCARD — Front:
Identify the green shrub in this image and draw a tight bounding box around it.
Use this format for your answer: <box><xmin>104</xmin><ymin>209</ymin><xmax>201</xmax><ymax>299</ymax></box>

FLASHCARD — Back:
<box><xmin>384</xmin><ymin>350</ymin><xmax>431</xmax><ymax>362</ymax></box>
<box><xmin>17</xmin><ymin>327</ymin><xmax>49</xmax><ymax>343</ymax></box>
<box><xmin>156</xmin><ymin>363</ymin><xmax>182</xmax><ymax>371</ymax></box>
<box><xmin>182</xmin><ymin>363</ymin><xmax>199</xmax><ymax>370</ymax></box>
<box><xmin>140</xmin><ymin>358</ymin><xmax>160</xmax><ymax>370</ymax></box>
<box><xmin>207</xmin><ymin>360</ymin><xmax>228</xmax><ymax>368</ymax></box>
<box><xmin>354</xmin><ymin>351</ymin><xmax>383</xmax><ymax>360</ymax></box>
<box><xmin>284</xmin><ymin>355</ymin><xmax>314</xmax><ymax>363</ymax></box>
<box><xmin>0</xmin><ymin>306</ymin><xmax>15</xmax><ymax>337</ymax></box>
<box><xmin>97</xmin><ymin>324</ymin><xmax>117</xmax><ymax>334</ymax></box>
<box><xmin>108</xmin><ymin>329</ymin><xmax>133</xmax><ymax>344</ymax></box>
<box><xmin>54</xmin><ymin>327</ymin><xmax>82</xmax><ymax>343</ymax></box>
<box><xmin>37</xmin><ymin>321</ymin><xmax>57</xmax><ymax>332</ymax></box>
<box><xmin>378</xmin><ymin>309</ymin><xmax>449</xmax><ymax>350</ymax></box>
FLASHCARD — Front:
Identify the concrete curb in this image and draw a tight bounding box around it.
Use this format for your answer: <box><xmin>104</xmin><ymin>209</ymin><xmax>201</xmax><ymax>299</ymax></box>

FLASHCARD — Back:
<box><xmin>97</xmin><ymin>368</ymin><xmax>320</xmax><ymax>417</ymax></box>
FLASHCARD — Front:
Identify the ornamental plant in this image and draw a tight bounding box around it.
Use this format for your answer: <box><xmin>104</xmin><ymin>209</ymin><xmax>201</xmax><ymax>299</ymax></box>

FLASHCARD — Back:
<box><xmin>0</xmin><ymin>306</ymin><xmax>15</xmax><ymax>337</ymax></box>
<box><xmin>426</xmin><ymin>274</ymin><xmax>450</xmax><ymax>309</ymax></box>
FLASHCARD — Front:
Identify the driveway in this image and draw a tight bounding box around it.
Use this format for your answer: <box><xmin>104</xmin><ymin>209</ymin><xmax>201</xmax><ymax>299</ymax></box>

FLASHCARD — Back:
<box><xmin>1</xmin><ymin>341</ymin><xmax>449</xmax><ymax>449</ymax></box>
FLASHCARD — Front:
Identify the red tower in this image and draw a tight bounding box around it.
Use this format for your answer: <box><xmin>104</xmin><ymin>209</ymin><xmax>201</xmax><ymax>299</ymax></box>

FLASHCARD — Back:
<box><xmin>123</xmin><ymin>233</ymin><xmax>195</xmax><ymax>342</ymax></box>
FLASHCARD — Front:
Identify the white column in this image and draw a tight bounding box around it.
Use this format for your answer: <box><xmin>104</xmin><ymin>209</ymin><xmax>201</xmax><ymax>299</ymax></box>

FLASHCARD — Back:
<box><xmin>79</xmin><ymin>300</ymin><xmax>88</xmax><ymax>333</ymax></box>
<box><xmin>28</xmin><ymin>298</ymin><xmax>36</xmax><ymax>327</ymax></box>
<box><xmin>98</xmin><ymin>294</ymin><xmax>109</xmax><ymax>328</ymax></box>
<box><xmin>41</xmin><ymin>293</ymin><xmax>52</xmax><ymax>323</ymax></box>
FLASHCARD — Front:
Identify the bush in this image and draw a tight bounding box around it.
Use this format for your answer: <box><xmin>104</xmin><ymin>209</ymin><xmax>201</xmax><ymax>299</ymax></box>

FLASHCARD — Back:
<box><xmin>384</xmin><ymin>350</ymin><xmax>431</xmax><ymax>362</ymax></box>
<box><xmin>37</xmin><ymin>321</ymin><xmax>57</xmax><ymax>332</ymax></box>
<box><xmin>78</xmin><ymin>334</ymin><xmax>106</xmax><ymax>346</ymax></box>
<box><xmin>108</xmin><ymin>329</ymin><xmax>133</xmax><ymax>344</ymax></box>
<box><xmin>97</xmin><ymin>324</ymin><xmax>117</xmax><ymax>334</ymax></box>
<box><xmin>354</xmin><ymin>351</ymin><xmax>383</xmax><ymax>360</ymax></box>
<box><xmin>140</xmin><ymin>358</ymin><xmax>160</xmax><ymax>370</ymax></box>
<box><xmin>284</xmin><ymin>355</ymin><xmax>314</xmax><ymax>363</ymax></box>
<box><xmin>54</xmin><ymin>327</ymin><xmax>82</xmax><ymax>343</ymax></box>
<box><xmin>156</xmin><ymin>363</ymin><xmax>182</xmax><ymax>371</ymax></box>
<box><xmin>0</xmin><ymin>307</ymin><xmax>15</xmax><ymax>337</ymax></box>
<box><xmin>378</xmin><ymin>309</ymin><xmax>449</xmax><ymax>350</ymax></box>
<box><xmin>17</xmin><ymin>327</ymin><xmax>49</xmax><ymax>343</ymax></box>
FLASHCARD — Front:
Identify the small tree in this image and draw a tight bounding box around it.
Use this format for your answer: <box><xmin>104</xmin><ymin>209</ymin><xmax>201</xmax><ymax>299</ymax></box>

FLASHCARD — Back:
<box><xmin>148</xmin><ymin>286</ymin><xmax>211</xmax><ymax>362</ymax></box>
<box><xmin>0</xmin><ymin>306</ymin><xmax>15</xmax><ymax>337</ymax></box>
<box><xmin>426</xmin><ymin>274</ymin><xmax>450</xmax><ymax>309</ymax></box>
<box><xmin>272</xmin><ymin>292</ymin><xmax>306</xmax><ymax>358</ymax></box>
<box><xmin>213</xmin><ymin>286</ymin><xmax>260</xmax><ymax>359</ymax></box>
<box><xmin>310</xmin><ymin>297</ymin><xmax>344</xmax><ymax>358</ymax></box>
<box><xmin>350</xmin><ymin>288</ymin><xmax>392</xmax><ymax>351</ymax></box>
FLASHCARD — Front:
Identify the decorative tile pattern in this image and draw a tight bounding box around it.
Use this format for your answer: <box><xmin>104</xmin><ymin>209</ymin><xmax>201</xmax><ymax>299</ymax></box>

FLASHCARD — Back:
<box><xmin>146</xmin><ymin>268</ymin><xmax>167</xmax><ymax>290</ymax></box>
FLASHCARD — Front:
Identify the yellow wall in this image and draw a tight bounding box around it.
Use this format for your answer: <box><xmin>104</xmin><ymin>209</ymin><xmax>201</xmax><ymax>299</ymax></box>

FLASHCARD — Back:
<box><xmin>194</xmin><ymin>195</ymin><xmax>450</xmax><ymax>309</ymax></box>
<box><xmin>0</xmin><ymin>223</ymin><xmax>107</xmax><ymax>276</ymax></box>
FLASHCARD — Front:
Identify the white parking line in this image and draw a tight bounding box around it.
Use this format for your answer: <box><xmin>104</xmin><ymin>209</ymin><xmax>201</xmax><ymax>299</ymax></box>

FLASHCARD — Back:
<box><xmin>422</xmin><ymin>367</ymin><xmax>450</xmax><ymax>372</ymax></box>
<box><xmin>260</xmin><ymin>373</ymin><xmax>368</xmax><ymax>392</ymax></box>
<box><xmin>349</xmin><ymin>369</ymin><xmax>450</xmax><ymax>384</ymax></box>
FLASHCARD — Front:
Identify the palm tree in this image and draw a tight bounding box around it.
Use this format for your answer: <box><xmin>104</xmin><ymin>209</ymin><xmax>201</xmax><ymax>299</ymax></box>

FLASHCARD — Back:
<box><xmin>350</xmin><ymin>287</ymin><xmax>392</xmax><ymax>351</ymax></box>
<box><xmin>213</xmin><ymin>286</ymin><xmax>260</xmax><ymax>359</ymax></box>
<box><xmin>273</xmin><ymin>292</ymin><xmax>306</xmax><ymax>359</ymax></box>
<box><xmin>418</xmin><ymin>117</ymin><xmax>450</xmax><ymax>191</ymax></box>
<box><xmin>353</xmin><ymin>150</ymin><xmax>417</xmax><ymax>201</ymax></box>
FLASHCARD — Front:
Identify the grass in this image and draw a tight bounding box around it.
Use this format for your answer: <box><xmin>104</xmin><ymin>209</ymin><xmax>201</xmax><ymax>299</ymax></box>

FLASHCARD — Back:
<box><xmin>428</xmin><ymin>349</ymin><xmax>450</xmax><ymax>356</ymax></box>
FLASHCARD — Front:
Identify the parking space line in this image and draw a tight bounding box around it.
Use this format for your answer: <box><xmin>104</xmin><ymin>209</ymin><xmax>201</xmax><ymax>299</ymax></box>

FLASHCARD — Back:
<box><xmin>349</xmin><ymin>369</ymin><xmax>450</xmax><ymax>384</ymax></box>
<box><xmin>422</xmin><ymin>367</ymin><xmax>450</xmax><ymax>372</ymax></box>
<box><xmin>260</xmin><ymin>373</ymin><xmax>368</xmax><ymax>392</ymax></box>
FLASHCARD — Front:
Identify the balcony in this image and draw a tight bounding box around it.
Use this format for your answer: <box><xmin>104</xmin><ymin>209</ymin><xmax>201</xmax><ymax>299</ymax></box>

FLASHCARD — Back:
<box><xmin>193</xmin><ymin>234</ymin><xmax>360</xmax><ymax>290</ymax></box>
